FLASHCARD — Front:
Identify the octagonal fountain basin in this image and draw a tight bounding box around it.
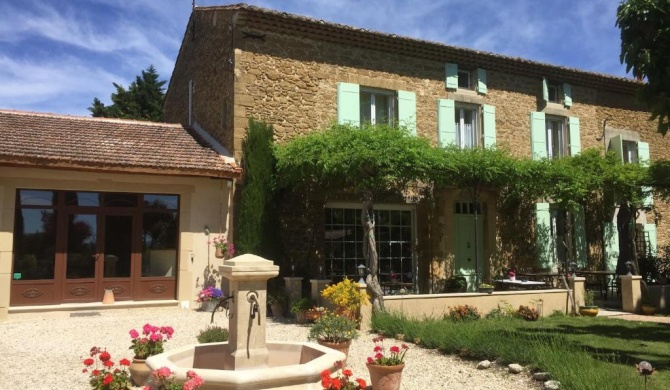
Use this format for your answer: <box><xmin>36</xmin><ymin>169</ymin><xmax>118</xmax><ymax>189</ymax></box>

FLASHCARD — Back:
<box><xmin>146</xmin><ymin>341</ymin><xmax>345</xmax><ymax>390</ymax></box>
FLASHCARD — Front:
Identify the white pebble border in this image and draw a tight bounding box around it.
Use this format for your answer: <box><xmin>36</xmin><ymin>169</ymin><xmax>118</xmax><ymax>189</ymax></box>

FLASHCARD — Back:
<box><xmin>0</xmin><ymin>307</ymin><xmax>541</xmax><ymax>390</ymax></box>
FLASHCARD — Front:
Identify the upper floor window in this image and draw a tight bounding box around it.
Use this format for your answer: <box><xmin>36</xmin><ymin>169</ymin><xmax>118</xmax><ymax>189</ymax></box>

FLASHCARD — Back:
<box><xmin>455</xmin><ymin>105</ymin><xmax>479</xmax><ymax>149</ymax></box>
<box><xmin>360</xmin><ymin>88</ymin><xmax>396</xmax><ymax>126</ymax></box>
<box><xmin>438</xmin><ymin>99</ymin><xmax>495</xmax><ymax>149</ymax></box>
<box><xmin>337</xmin><ymin>82</ymin><xmax>416</xmax><ymax>135</ymax></box>
<box><xmin>457</xmin><ymin>69</ymin><xmax>473</xmax><ymax>90</ymax></box>
<box><xmin>531</xmin><ymin>112</ymin><xmax>580</xmax><ymax>160</ymax></box>
<box><xmin>546</xmin><ymin>116</ymin><xmax>567</xmax><ymax>159</ymax></box>
<box><xmin>542</xmin><ymin>78</ymin><xmax>572</xmax><ymax>107</ymax></box>
<box><xmin>622</xmin><ymin>140</ymin><xmax>638</xmax><ymax>164</ymax></box>
<box><xmin>445</xmin><ymin>63</ymin><xmax>487</xmax><ymax>94</ymax></box>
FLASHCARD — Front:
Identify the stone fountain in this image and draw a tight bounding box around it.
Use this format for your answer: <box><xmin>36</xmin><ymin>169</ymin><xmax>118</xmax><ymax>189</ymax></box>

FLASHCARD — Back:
<box><xmin>146</xmin><ymin>254</ymin><xmax>344</xmax><ymax>389</ymax></box>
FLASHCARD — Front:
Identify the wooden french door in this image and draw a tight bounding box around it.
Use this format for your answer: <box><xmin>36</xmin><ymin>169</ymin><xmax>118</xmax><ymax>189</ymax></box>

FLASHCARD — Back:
<box><xmin>62</xmin><ymin>213</ymin><xmax>136</xmax><ymax>302</ymax></box>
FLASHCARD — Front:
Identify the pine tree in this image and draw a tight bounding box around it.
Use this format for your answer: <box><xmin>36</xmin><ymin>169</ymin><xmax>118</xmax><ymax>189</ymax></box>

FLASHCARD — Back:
<box><xmin>88</xmin><ymin>65</ymin><xmax>166</xmax><ymax>121</ymax></box>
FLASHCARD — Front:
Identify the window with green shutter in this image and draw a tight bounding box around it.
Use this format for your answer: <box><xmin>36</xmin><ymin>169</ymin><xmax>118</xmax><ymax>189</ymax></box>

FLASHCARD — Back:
<box><xmin>445</xmin><ymin>63</ymin><xmax>487</xmax><ymax>94</ymax></box>
<box><xmin>337</xmin><ymin>83</ymin><xmax>416</xmax><ymax>134</ymax></box>
<box><xmin>437</xmin><ymin>99</ymin><xmax>456</xmax><ymax>147</ymax></box>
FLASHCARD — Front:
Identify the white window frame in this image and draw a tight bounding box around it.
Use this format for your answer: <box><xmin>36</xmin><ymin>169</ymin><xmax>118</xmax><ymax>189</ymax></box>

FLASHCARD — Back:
<box><xmin>622</xmin><ymin>140</ymin><xmax>638</xmax><ymax>164</ymax></box>
<box><xmin>455</xmin><ymin>104</ymin><xmax>480</xmax><ymax>149</ymax></box>
<box><xmin>360</xmin><ymin>88</ymin><xmax>396</xmax><ymax>126</ymax></box>
<box><xmin>546</xmin><ymin>116</ymin><xmax>567</xmax><ymax>159</ymax></box>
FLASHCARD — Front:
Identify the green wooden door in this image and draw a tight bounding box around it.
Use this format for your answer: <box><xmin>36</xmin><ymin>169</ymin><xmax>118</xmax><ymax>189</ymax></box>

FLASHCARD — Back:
<box><xmin>454</xmin><ymin>208</ymin><xmax>484</xmax><ymax>292</ymax></box>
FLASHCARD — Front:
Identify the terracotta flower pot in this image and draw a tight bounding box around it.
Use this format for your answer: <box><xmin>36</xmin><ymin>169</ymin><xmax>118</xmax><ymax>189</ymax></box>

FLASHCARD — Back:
<box><xmin>317</xmin><ymin>339</ymin><xmax>351</xmax><ymax>366</ymax></box>
<box><xmin>641</xmin><ymin>304</ymin><xmax>657</xmax><ymax>316</ymax></box>
<box><xmin>366</xmin><ymin>363</ymin><xmax>404</xmax><ymax>390</ymax></box>
<box><xmin>215</xmin><ymin>247</ymin><xmax>225</xmax><ymax>258</ymax></box>
<box><xmin>128</xmin><ymin>358</ymin><xmax>151</xmax><ymax>386</ymax></box>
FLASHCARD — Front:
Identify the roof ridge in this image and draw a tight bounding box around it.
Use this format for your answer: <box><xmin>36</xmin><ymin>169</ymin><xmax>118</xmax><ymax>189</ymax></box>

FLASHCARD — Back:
<box><xmin>0</xmin><ymin>109</ymin><xmax>182</xmax><ymax>128</ymax></box>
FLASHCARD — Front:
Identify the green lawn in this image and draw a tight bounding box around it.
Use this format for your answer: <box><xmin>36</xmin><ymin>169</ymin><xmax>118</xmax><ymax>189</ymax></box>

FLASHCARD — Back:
<box><xmin>371</xmin><ymin>311</ymin><xmax>669</xmax><ymax>390</ymax></box>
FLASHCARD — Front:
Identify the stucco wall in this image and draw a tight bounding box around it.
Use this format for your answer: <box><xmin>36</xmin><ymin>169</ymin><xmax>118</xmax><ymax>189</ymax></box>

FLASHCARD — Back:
<box><xmin>384</xmin><ymin>289</ymin><xmax>569</xmax><ymax>319</ymax></box>
<box><xmin>0</xmin><ymin>167</ymin><xmax>233</xmax><ymax>319</ymax></box>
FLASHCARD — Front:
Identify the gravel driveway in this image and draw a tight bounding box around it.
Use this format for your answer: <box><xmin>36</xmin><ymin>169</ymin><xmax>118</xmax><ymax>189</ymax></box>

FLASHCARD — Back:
<box><xmin>0</xmin><ymin>307</ymin><xmax>540</xmax><ymax>390</ymax></box>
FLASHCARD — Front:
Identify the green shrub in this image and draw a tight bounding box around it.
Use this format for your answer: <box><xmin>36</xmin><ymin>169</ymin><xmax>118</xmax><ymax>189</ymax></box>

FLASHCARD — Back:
<box><xmin>290</xmin><ymin>297</ymin><xmax>313</xmax><ymax>314</ymax></box>
<box><xmin>197</xmin><ymin>326</ymin><xmax>229</xmax><ymax>343</ymax></box>
<box><xmin>308</xmin><ymin>311</ymin><xmax>358</xmax><ymax>343</ymax></box>
<box><xmin>484</xmin><ymin>301</ymin><xmax>516</xmax><ymax>319</ymax></box>
<box><xmin>446</xmin><ymin>304</ymin><xmax>481</xmax><ymax>321</ymax></box>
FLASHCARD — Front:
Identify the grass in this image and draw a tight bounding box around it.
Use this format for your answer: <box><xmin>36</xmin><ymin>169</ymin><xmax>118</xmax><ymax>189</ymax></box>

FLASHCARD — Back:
<box><xmin>371</xmin><ymin>311</ymin><xmax>669</xmax><ymax>390</ymax></box>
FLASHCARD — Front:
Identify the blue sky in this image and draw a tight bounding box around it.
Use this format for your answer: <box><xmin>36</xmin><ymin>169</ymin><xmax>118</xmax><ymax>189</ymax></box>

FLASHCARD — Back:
<box><xmin>0</xmin><ymin>0</ymin><xmax>628</xmax><ymax>117</ymax></box>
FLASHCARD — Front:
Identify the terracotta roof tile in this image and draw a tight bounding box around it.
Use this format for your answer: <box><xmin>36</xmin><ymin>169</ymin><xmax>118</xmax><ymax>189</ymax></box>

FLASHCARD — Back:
<box><xmin>0</xmin><ymin>109</ymin><xmax>241</xmax><ymax>178</ymax></box>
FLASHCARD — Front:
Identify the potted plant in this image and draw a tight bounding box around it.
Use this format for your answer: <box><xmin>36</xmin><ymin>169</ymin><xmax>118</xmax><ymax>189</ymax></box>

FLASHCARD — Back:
<box><xmin>210</xmin><ymin>235</ymin><xmax>235</xmax><ymax>259</ymax></box>
<box><xmin>128</xmin><ymin>323</ymin><xmax>174</xmax><ymax>386</ymax></box>
<box><xmin>319</xmin><ymin>361</ymin><xmax>366</xmax><ymax>390</ymax></box>
<box><xmin>641</xmin><ymin>296</ymin><xmax>657</xmax><ymax>315</ymax></box>
<box><xmin>82</xmin><ymin>347</ymin><xmax>132</xmax><ymax>390</ymax></box>
<box><xmin>508</xmin><ymin>269</ymin><xmax>516</xmax><ymax>281</ymax></box>
<box><xmin>579</xmin><ymin>289</ymin><xmax>599</xmax><ymax>317</ymax></box>
<box><xmin>144</xmin><ymin>366</ymin><xmax>205</xmax><ymax>390</ymax></box>
<box><xmin>321</xmin><ymin>278</ymin><xmax>369</xmax><ymax>321</ymax></box>
<box><xmin>365</xmin><ymin>335</ymin><xmax>410</xmax><ymax>390</ymax></box>
<box><xmin>444</xmin><ymin>275</ymin><xmax>467</xmax><ymax>293</ymax></box>
<box><xmin>290</xmin><ymin>297</ymin><xmax>314</xmax><ymax>323</ymax></box>
<box><xmin>267</xmin><ymin>289</ymin><xmax>288</xmax><ymax>318</ymax></box>
<box><xmin>196</xmin><ymin>285</ymin><xmax>224</xmax><ymax>312</ymax></box>
<box><xmin>308</xmin><ymin>311</ymin><xmax>358</xmax><ymax>365</ymax></box>
<box><xmin>479</xmin><ymin>283</ymin><xmax>495</xmax><ymax>294</ymax></box>
<box><xmin>196</xmin><ymin>326</ymin><xmax>229</xmax><ymax>343</ymax></box>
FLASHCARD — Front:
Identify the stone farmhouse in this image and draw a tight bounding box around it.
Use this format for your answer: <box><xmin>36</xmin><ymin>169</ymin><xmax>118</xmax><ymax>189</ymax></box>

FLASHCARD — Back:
<box><xmin>163</xmin><ymin>4</ymin><xmax>669</xmax><ymax>294</ymax></box>
<box><xmin>1</xmin><ymin>4</ymin><xmax>667</xmax><ymax>319</ymax></box>
<box><xmin>0</xmin><ymin>111</ymin><xmax>241</xmax><ymax>319</ymax></box>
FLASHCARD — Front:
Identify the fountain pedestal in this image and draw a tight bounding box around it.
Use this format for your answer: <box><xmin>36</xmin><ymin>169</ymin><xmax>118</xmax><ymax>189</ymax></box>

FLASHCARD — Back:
<box><xmin>220</xmin><ymin>255</ymin><xmax>279</xmax><ymax>370</ymax></box>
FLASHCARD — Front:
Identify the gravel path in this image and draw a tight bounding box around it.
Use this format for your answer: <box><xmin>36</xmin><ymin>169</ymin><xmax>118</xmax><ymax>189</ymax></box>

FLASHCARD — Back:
<box><xmin>0</xmin><ymin>307</ymin><xmax>540</xmax><ymax>390</ymax></box>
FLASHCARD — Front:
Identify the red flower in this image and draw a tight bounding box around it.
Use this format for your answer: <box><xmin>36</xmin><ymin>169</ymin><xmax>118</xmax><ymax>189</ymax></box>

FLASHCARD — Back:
<box><xmin>355</xmin><ymin>378</ymin><xmax>367</xmax><ymax>388</ymax></box>
<box><xmin>321</xmin><ymin>370</ymin><xmax>331</xmax><ymax>378</ymax></box>
<box><xmin>83</xmin><ymin>358</ymin><xmax>95</xmax><ymax>366</ymax></box>
<box><xmin>366</xmin><ymin>357</ymin><xmax>374</xmax><ymax>364</ymax></box>
<box><xmin>331</xmin><ymin>378</ymin><xmax>342</xmax><ymax>390</ymax></box>
<box><xmin>341</xmin><ymin>369</ymin><xmax>352</xmax><ymax>377</ymax></box>
<box><xmin>119</xmin><ymin>358</ymin><xmax>131</xmax><ymax>366</ymax></box>
<box><xmin>103</xmin><ymin>373</ymin><xmax>113</xmax><ymax>385</ymax></box>
<box><xmin>373</xmin><ymin>345</ymin><xmax>382</xmax><ymax>352</ymax></box>
<box><xmin>390</xmin><ymin>346</ymin><xmax>400</xmax><ymax>353</ymax></box>
<box><xmin>99</xmin><ymin>351</ymin><xmax>111</xmax><ymax>362</ymax></box>
<box><xmin>321</xmin><ymin>375</ymin><xmax>331</xmax><ymax>388</ymax></box>
<box><xmin>92</xmin><ymin>369</ymin><xmax>100</xmax><ymax>376</ymax></box>
<box><xmin>103</xmin><ymin>360</ymin><xmax>114</xmax><ymax>368</ymax></box>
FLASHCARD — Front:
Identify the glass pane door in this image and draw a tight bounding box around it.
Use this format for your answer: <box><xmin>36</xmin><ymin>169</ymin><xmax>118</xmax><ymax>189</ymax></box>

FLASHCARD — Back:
<box><xmin>104</xmin><ymin>215</ymin><xmax>133</xmax><ymax>278</ymax></box>
<box><xmin>66</xmin><ymin>214</ymin><xmax>97</xmax><ymax>279</ymax></box>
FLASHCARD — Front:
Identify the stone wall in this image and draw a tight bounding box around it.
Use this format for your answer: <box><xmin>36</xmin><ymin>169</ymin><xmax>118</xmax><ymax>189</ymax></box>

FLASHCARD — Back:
<box><xmin>165</xmin><ymin>9</ymin><xmax>670</xmax><ymax>288</ymax></box>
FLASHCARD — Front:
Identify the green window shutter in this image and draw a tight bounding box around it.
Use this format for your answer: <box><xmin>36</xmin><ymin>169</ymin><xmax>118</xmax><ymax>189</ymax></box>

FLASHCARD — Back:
<box><xmin>574</xmin><ymin>207</ymin><xmax>587</xmax><ymax>267</ymax></box>
<box><xmin>568</xmin><ymin>117</ymin><xmax>581</xmax><ymax>156</ymax></box>
<box><xmin>542</xmin><ymin>78</ymin><xmax>549</xmax><ymax>102</ymax></box>
<box><xmin>637</xmin><ymin>141</ymin><xmax>650</xmax><ymax>166</ymax></box>
<box><xmin>608</xmin><ymin>134</ymin><xmax>623</xmax><ymax>162</ymax></box>
<box><xmin>437</xmin><ymin>99</ymin><xmax>456</xmax><ymax>147</ymax></box>
<box><xmin>604</xmin><ymin>222</ymin><xmax>619</xmax><ymax>270</ymax></box>
<box><xmin>563</xmin><ymin>83</ymin><xmax>572</xmax><ymax>107</ymax></box>
<box><xmin>445</xmin><ymin>63</ymin><xmax>458</xmax><ymax>89</ymax></box>
<box><xmin>530</xmin><ymin>112</ymin><xmax>547</xmax><ymax>160</ymax></box>
<box><xmin>638</xmin><ymin>141</ymin><xmax>653</xmax><ymax>207</ymax></box>
<box><xmin>397</xmin><ymin>90</ymin><xmax>417</xmax><ymax>136</ymax></box>
<box><xmin>476</xmin><ymin>68</ymin><xmax>487</xmax><ymax>94</ymax></box>
<box><xmin>535</xmin><ymin>203</ymin><xmax>553</xmax><ymax>269</ymax></box>
<box><xmin>337</xmin><ymin>82</ymin><xmax>360</xmax><ymax>126</ymax></box>
<box><xmin>643</xmin><ymin>224</ymin><xmax>657</xmax><ymax>257</ymax></box>
<box><xmin>482</xmin><ymin>104</ymin><xmax>496</xmax><ymax>148</ymax></box>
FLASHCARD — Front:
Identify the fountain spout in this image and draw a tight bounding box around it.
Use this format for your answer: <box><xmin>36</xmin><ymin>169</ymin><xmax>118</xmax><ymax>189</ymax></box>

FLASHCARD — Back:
<box><xmin>247</xmin><ymin>291</ymin><xmax>261</xmax><ymax>325</ymax></box>
<box><xmin>210</xmin><ymin>295</ymin><xmax>235</xmax><ymax>324</ymax></box>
